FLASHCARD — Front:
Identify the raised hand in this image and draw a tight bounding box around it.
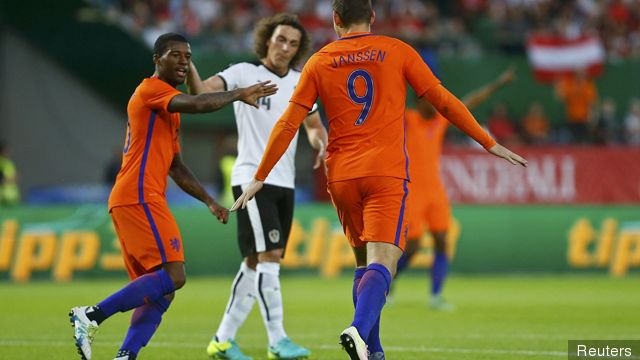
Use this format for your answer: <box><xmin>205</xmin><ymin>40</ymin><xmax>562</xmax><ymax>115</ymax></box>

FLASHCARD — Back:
<box><xmin>488</xmin><ymin>143</ymin><xmax>527</xmax><ymax>167</ymax></box>
<box><xmin>239</xmin><ymin>81</ymin><xmax>278</xmax><ymax>108</ymax></box>
<box><xmin>498</xmin><ymin>66</ymin><xmax>516</xmax><ymax>86</ymax></box>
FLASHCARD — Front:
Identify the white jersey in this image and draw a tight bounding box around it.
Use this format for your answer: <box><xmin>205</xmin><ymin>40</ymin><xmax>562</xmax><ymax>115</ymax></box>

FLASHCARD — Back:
<box><xmin>218</xmin><ymin>62</ymin><xmax>317</xmax><ymax>189</ymax></box>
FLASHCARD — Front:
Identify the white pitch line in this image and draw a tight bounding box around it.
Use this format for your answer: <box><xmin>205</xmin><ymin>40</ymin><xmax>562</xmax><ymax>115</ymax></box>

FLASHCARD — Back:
<box><xmin>316</xmin><ymin>344</ymin><xmax>566</xmax><ymax>357</ymax></box>
<box><xmin>0</xmin><ymin>338</ymin><xmax>567</xmax><ymax>357</ymax></box>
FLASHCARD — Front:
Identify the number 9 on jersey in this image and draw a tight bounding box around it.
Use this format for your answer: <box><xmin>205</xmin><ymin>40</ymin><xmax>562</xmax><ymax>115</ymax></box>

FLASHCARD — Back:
<box><xmin>347</xmin><ymin>69</ymin><xmax>374</xmax><ymax>126</ymax></box>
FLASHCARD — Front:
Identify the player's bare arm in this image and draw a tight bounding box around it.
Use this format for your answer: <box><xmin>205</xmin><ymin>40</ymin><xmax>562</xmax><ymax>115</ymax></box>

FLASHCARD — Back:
<box><xmin>202</xmin><ymin>75</ymin><xmax>226</xmax><ymax>93</ymax></box>
<box><xmin>185</xmin><ymin>62</ymin><xmax>206</xmax><ymax>95</ymax></box>
<box><xmin>462</xmin><ymin>66</ymin><xmax>515</xmax><ymax>110</ymax></box>
<box><xmin>169</xmin><ymin>153</ymin><xmax>229</xmax><ymax>224</ymax></box>
<box><xmin>424</xmin><ymin>84</ymin><xmax>527</xmax><ymax>167</ymax></box>
<box><xmin>168</xmin><ymin>81</ymin><xmax>278</xmax><ymax>113</ymax></box>
<box><xmin>302</xmin><ymin>111</ymin><xmax>328</xmax><ymax>170</ymax></box>
<box><xmin>186</xmin><ymin>62</ymin><xmax>226</xmax><ymax>95</ymax></box>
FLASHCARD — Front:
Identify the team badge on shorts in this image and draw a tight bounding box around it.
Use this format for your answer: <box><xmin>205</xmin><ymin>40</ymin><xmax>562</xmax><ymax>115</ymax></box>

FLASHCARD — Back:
<box><xmin>268</xmin><ymin>229</ymin><xmax>280</xmax><ymax>244</ymax></box>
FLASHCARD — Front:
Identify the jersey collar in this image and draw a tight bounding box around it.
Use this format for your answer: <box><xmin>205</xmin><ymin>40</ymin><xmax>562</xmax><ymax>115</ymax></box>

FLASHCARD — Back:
<box><xmin>339</xmin><ymin>32</ymin><xmax>373</xmax><ymax>40</ymax></box>
<box><xmin>259</xmin><ymin>60</ymin><xmax>290</xmax><ymax>79</ymax></box>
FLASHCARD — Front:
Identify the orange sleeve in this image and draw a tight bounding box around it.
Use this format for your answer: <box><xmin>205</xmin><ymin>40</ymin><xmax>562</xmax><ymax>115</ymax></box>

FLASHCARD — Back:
<box><xmin>402</xmin><ymin>42</ymin><xmax>441</xmax><ymax>97</ymax></box>
<box><xmin>255</xmin><ymin>103</ymin><xmax>310</xmax><ymax>181</ymax></box>
<box><xmin>140</xmin><ymin>79</ymin><xmax>182</xmax><ymax>112</ymax></box>
<box><xmin>289</xmin><ymin>57</ymin><xmax>319</xmax><ymax>110</ymax></box>
<box><xmin>425</xmin><ymin>84</ymin><xmax>496</xmax><ymax>149</ymax></box>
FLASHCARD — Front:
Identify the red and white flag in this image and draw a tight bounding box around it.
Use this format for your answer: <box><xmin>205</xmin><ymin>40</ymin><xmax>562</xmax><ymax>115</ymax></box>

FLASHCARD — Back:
<box><xmin>527</xmin><ymin>34</ymin><xmax>605</xmax><ymax>83</ymax></box>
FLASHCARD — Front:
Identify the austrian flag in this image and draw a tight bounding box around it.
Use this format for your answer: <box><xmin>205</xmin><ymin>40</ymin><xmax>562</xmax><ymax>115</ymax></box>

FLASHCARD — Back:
<box><xmin>526</xmin><ymin>34</ymin><xmax>606</xmax><ymax>83</ymax></box>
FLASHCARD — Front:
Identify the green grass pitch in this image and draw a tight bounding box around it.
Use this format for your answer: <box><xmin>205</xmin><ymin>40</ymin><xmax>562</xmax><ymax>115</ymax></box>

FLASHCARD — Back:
<box><xmin>1</xmin><ymin>274</ymin><xmax>639</xmax><ymax>359</ymax></box>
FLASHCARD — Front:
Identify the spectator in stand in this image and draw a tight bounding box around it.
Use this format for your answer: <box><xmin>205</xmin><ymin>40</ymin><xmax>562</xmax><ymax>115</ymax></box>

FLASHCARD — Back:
<box><xmin>521</xmin><ymin>102</ymin><xmax>550</xmax><ymax>145</ymax></box>
<box><xmin>488</xmin><ymin>102</ymin><xmax>520</xmax><ymax>145</ymax></box>
<box><xmin>173</xmin><ymin>0</ymin><xmax>202</xmax><ymax>37</ymax></box>
<box><xmin>593</xmin><ymin>97</ymin><xmax>619</xmax><ymax>145</ymax></box>
<box><xmin>604</xmin><ymin>0</ymin><xmax>634</xmax><ymax>60</ymax></box>
<box><xmin>624</xmin><ymin>98</ymin><xmax>640</xmax><ymax>145</ymax></box>
<box><xmin>498</xmin><ymin>4</ymin><xmax>528</xmax><ymax>54</ymax></box>
<box><xmin>555</xmin><ymin>68</ymin><xmax>598</xmax><ymax>144</ymax></box>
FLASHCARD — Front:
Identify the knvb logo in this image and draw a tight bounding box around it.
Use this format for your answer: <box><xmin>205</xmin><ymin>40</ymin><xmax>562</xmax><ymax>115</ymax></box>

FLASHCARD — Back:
<box><xmin>170</xmin><ymin>238</ymin><xmax>181</xmax><ymax>252</ymax></box>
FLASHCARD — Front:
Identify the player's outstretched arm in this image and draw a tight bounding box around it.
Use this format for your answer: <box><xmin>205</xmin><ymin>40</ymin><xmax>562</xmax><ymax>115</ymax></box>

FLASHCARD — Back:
<box><xmin>302</xmin><ymin>111</ymin><xmax>328</xmax><ymax>170</ymax></box>
<box><xmin>424</xmin><ymin>84</ymin><xmax>527</xmax><ymax>167</ymax></box>
<box><xmin>230</xmin><ymin>102</ymin><xmax>310</xmax><ymax>211</ymax></box>
<box><xmin>168</xmin><ymin>81</ymin><xmax>278</xmax><ymax>113</ymax></box>
<box><xmin>461</xmin><ymin>66</ymin><xmax>515</xmax><ymax>111</ymax></box>
<box><xmin>186</xmin><ymin>62</ymin><xmax>226</xmax><ymax>95</ymax></box>
<box><xmin>169</xmin><ymin>153</ymin><xmax>229</xmax><ymax>224</ymax></box>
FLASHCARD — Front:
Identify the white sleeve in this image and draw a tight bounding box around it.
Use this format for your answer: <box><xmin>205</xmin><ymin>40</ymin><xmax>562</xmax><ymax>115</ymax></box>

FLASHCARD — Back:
<box><xmin>216</xmin><ymin>63</ymin><xmax>243</xmax><ymax>91</ymax></box>
<box><xmin>308</xmin><ymin>103</ymin><xmax>319</xmax><ymax>115</ymax></box>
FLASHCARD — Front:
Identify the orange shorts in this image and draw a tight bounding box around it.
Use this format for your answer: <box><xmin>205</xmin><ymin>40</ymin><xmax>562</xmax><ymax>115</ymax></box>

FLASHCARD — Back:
<box><xmin>406</xmin><ymin>182</ymin><xmax>451</xmax><ymax>239</ymax></box>
<box><xmin>110</xmin><ymin>202</ymin><xmax>184</xmax><ymax>279</ymax></box>
<box><xmin>328</xmin><ymin>176</ymin><xmax>409</xmax><ymax>251</ymax></box>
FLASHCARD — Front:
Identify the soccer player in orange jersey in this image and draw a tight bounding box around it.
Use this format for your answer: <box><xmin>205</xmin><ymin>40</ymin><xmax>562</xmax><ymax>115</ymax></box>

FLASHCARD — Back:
<box><xmin>69</xmin><ymin>33</ymin><xmax>277</xmax><ymax>360</ymax></box>
<box><xmin>232</xmin><ymin>1</ymin><xmax>527</xmax><ymax>359</ymax></box>
<box><xmin>398</xmin><ymin>67</ymin><xmax>515</xmax><ymax>311</ymax></box>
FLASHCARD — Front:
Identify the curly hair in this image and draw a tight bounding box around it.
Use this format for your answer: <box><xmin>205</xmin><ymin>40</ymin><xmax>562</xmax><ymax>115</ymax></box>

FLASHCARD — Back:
<box><xmin>253</xmin><ymin>14</ymin><xmax>310</xmax><ymax>69</ymax></box>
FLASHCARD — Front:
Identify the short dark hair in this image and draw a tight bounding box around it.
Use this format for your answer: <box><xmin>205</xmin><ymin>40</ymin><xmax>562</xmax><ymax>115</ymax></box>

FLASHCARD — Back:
<box><xmin>153</xmin><ymin>33</ymin><xmax>188</xmax><ymax>57</ymax></box>
<box><xmin>333</xmin><ymin>0</ymin><xmax>373</xmax><ymax>27</ymax></box>
<box><xmin>254</xmin><ymin>13</ymin><xmax>310</xmax><ymax>69</ymax></box>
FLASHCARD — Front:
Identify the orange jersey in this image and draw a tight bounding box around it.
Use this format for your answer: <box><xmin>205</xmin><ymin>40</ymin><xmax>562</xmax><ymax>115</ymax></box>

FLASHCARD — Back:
<box><xmin>405</xmin><ymin>109</ymin><xmax>448</xmax><ymax>189</ymax></box>
<box><xmin>289</xmin><ymin>32</ymin><xmax>440</xmax><ymax>183</ymax></box>
<box><xmin>557</xmin><ymin>77</ymin><xmax>597</xmax><ymax>123</ymax></box>
<box><xmin>108</xmin><ymin>77</ymin><xmax>182</xmax><ymax>210</ymax></box>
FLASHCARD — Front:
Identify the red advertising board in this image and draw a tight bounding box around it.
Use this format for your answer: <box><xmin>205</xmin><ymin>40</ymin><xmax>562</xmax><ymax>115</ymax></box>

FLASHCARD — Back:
<box><xmin>441</xmin><ymin>146</ymin><xmax>640</xmax><ymax>204</ymax></box>
<box><xmin>313</xmin><ymin>146</ymin><xmax>640</xmax><ymax>204</ymax></box>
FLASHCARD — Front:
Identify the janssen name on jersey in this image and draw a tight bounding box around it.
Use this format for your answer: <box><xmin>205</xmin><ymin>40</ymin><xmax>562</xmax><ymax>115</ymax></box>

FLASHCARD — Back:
<box><xmin>218</xmin><ymin>62</ymin><xmax>318</xmax><ymax>189</ymax></box>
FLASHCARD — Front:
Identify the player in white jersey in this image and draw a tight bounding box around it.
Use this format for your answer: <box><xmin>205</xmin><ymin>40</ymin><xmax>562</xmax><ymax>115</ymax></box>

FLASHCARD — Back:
<box><xmin>188</xmin><ymin>14</ymin><xmax>327</xmax><ymax>360</ymax></box>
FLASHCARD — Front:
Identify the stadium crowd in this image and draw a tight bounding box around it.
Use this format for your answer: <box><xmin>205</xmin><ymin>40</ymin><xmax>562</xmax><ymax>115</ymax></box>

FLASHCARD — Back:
<box><xmin>92</xmin><ymin>0</ymin><xmax>640</xmax><ymax>58</ymax></box>
<box><xmin>88</xmin><ymin>0</ymin><xmax>640</xmax><ymax>145</ymax></box>
<box><xmin>481</xmin><ymin>96</ymin><xmax>640</xmax><ymax>145</ymax></box>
